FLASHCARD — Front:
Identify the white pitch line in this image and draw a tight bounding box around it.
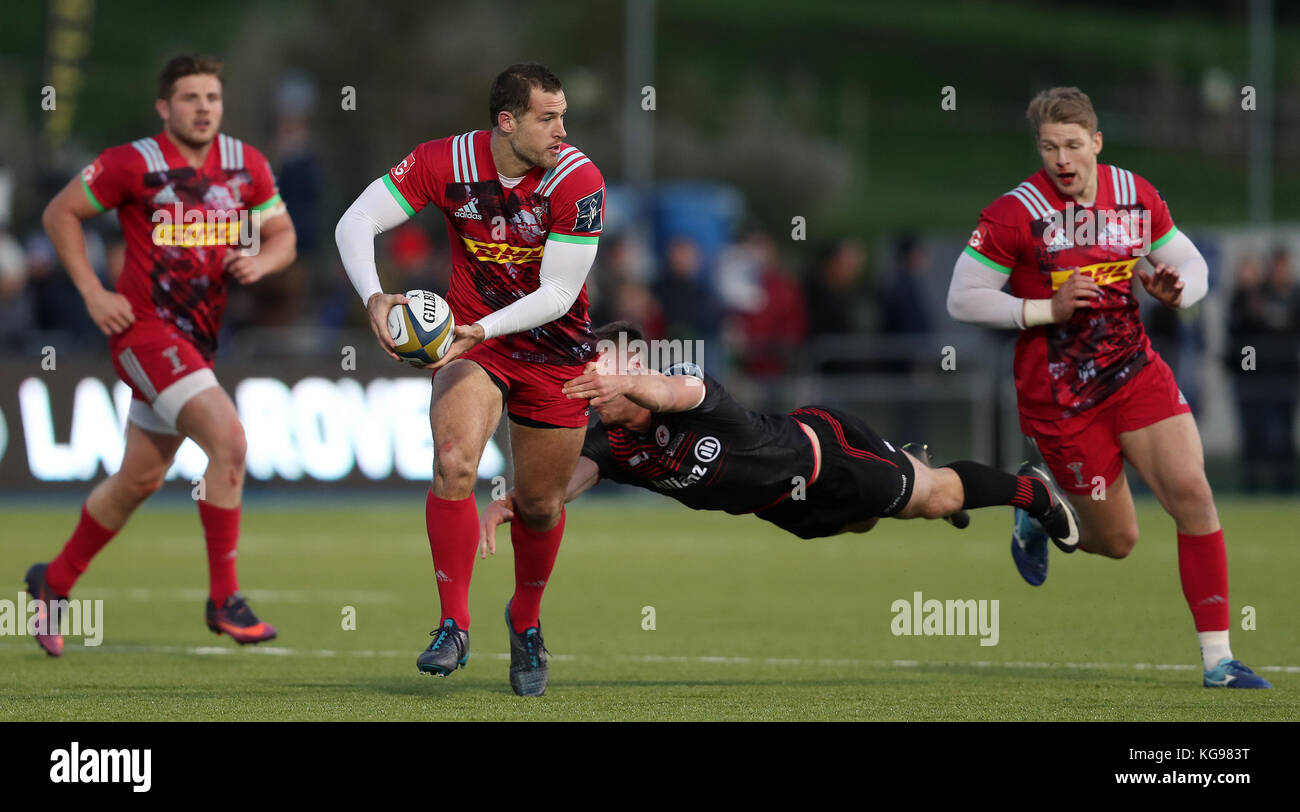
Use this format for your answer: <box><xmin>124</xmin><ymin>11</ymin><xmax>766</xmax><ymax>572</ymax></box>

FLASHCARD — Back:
<box><xmin>64</xmin><ymin>587</ymin><xmax>401</xmax><ymax>605</ymax></box>
<box><xmin>1</xmin><ymin>642</ymin><xmax>1296</xmax><ymax>673</ymax></box>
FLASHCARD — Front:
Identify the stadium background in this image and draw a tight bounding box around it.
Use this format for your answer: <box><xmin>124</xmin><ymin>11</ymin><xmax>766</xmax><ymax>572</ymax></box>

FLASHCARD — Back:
<box><xmin>0</xmin><ymin>0</ymin><xmax>1296</xmax><ymax>721</ymax></box>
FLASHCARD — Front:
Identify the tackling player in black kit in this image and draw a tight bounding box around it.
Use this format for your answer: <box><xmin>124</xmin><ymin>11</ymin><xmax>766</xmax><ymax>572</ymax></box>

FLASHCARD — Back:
<box><xmin>480</xmin><ymin>323</ymin><xmax>1081</xmax><ymax>554</ymax></box>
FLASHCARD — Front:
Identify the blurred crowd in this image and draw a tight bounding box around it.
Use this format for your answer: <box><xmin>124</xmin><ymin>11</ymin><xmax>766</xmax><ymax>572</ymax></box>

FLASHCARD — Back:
<box><xmin>1225</xmin><ymin>249</ymin><xmax>1300</xmax><ymax>492</ymax></box>
<box><xmin>0</xmin><ymin>177</ymin><xmax>121</xmax><ymax>349</ymax></box>
<box><xmin>1</xmin><ymin>155</ymin><xmax>1296</xmax><ymax>491</ymax></box>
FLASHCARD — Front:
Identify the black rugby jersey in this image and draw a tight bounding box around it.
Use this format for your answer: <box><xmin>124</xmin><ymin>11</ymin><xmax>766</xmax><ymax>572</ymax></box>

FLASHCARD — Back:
<box><xmin>580</xmin><ymin>365</ymin><xmax>814</xmax><ymax>513</ymax></box>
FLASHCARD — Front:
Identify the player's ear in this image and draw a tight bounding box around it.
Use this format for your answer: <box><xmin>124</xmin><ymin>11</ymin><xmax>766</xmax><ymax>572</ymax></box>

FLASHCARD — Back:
<box><xmin>155</xmin><ymin>97</ymin><xmax>168</xmax><ymax>122</ymax></box>
<box><xmin>497</xmin><ymin>110</ymin><xmax>515</xmax><ymax>134</ymax></box>
<box><xmin>1093</xmin><ymin>129</ymin><xmax>1103</xmax><ymax>155</ymax></box>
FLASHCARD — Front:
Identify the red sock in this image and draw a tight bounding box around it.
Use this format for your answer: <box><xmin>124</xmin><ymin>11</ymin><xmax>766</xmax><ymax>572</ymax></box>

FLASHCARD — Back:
<box><xmin>509</xmin><ymin>509</ymin><xmax>565</xmax><ymax>633</ymax></box>
<box><xmin>46</xmin><ymin>504</ymin><xmax>118</xmax><ymax>595</ymax></box>
<box><xmin>1177</xmin><ymin>529</ymin><xmax>1230</xmax><ymax>632</ymax></box>
<box><xmin>198</xmin><ymin>501</ymin><xmax>241</xmax><ymax>605</ymax></box>
<box><xmin>426</xmin><ymin>490</ymin><xmax>479</xmax><ymax>628</ymax></box>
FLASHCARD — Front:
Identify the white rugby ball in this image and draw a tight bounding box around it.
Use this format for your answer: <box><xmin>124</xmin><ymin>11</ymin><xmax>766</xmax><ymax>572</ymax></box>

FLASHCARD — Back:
<box><xmin>387</xmin><ymin>289</ymin><xmax>455</xmax><ymax>367</ymax></box>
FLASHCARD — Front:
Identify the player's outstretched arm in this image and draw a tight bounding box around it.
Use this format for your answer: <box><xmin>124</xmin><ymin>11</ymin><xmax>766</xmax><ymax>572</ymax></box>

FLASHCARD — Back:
<box><xmin>562</xmin><ymin>365</ymin><xmax>705</xmax><ymax>412</ymax></box>
<box><xmin>479</xmin><ymin>457</ymin><xmax>601</xmax><ymax>557</ymax></box>
<box><xmin>623</xmin><ymin>372</ymin><xmax>706</xmax><ymax>412</ymax></box>
<box><xmin>335</xmin><ymin>177</ymin><xmax>415</xmax><ymax>361</ymax></box>
<box><xmin>42</xmin><ymin>175</ymin><xmax>134</xmax><ymax>336</ymax></box>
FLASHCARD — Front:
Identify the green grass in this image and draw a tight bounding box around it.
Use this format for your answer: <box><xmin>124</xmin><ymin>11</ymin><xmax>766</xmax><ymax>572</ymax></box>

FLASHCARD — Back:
<box><xmin>1</xmin><ymin>495</ymin><xmax>1296</xmax><ymax>720</ymax></box>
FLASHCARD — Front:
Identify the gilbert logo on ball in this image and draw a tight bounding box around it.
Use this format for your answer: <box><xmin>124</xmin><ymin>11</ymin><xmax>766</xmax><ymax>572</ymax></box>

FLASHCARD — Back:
<box><xmin>388</xmin><ymin>290</ymin><xmax>455</xmax><ymax>367</ymax></box>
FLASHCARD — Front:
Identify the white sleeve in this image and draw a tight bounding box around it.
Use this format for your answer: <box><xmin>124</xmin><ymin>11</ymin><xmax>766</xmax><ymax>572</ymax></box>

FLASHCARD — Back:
<box><xmin>1146</xmin><ymin>229</ymin><xmax>1208</xmax><ymax>309</ymax></box>
<box><xmin>334</xmin><ymin>177</ymin><xmax>412</xmax><ymax>305</ymax></box>
<box><xmin>475</xmin><ymin>237</ymin><xmax>597</xmax><ymax>340</ymax></box>
<box><xmin>946</xmin><ymin>250</ymin><xmax>1027</xmax><ymax>329</ymax></box>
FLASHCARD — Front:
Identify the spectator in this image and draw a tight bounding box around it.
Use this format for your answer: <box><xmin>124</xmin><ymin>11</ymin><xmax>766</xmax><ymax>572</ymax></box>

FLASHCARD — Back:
<box><xmin>608</xmin><ymin>280</ymin><xmax>665</xmax><ymax>341</ymax></box>
<box><xmin>221</xmin><ymin>115</ymin><xmax>319</xmax><ymax>331</ymax></box>
<box><xmin>1145</xmin><ymin>288</ymin><xmax>1182</xmax><ymax>379</ymax></box>
<box><xmin>590</xmin><ymin>235</ymin><xmax>662</xmax><ymax>337</ymax></box>
<box><xmin>879</xmin><ymin>232</ymin><xmax>934</xmax><ymax>371</ymax></box>
<box><xmin>0</xmin><ymin>228</ymin><xmax>32</xmax><ymax>350</ymax></box>
<box><xmin>653</xmin><ymin>235</ymin><xmax>722</xmax><ymax>346</ymax></box>
<box><xmin>1227</xmin><ymin>250</ymin><xmax>1300</xmax><ymax>492</ymax></box>
<box><xmin>879</xmin><ymin>232</ymin><xmax>937</xmax><ymax>441</ymax></box>
<box><xmin>803</xmin><ymin>238</ymin><xmax>867</xmax><ymax>373</ymax></box>
<box><xmin>26</xmin><ymin>224</ymin><xmax>104</xmax><ymax>338</ymax></box>
<box><xmin>727</xmin><ymin>231</ymin><xmax>807</xmax><ymax>377</ymax></box>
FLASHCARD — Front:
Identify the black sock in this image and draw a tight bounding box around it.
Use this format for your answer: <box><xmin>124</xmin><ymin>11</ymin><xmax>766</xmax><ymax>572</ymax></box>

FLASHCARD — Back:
<box><xmin>943</xmin><ymin>460</ymin><xmax>1051</xmax><ymax>517</ymax></box>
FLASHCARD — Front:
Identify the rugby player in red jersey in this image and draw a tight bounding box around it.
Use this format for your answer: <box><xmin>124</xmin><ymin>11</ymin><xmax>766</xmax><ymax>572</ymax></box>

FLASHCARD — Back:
<box><xmin>335</xmin><ymin>63</ymin><xmax>605</xmax><ymax>695</ymax></box>
<box><xmin>947</xmin><ymin>87</ymin><xmax>1268</xmax><ymax>688</ymax></box>
<box><xmin>25</xmin><ymin>56</ymin><xmax>297</xmax><ymax>654</ymax></box>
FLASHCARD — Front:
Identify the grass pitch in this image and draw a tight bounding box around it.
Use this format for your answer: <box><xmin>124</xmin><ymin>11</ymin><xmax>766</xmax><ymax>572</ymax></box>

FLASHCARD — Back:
<box><xmin>2</xmin><ymin>494</ymin><xmax>1295</xmax><ymax>721</ymax></box>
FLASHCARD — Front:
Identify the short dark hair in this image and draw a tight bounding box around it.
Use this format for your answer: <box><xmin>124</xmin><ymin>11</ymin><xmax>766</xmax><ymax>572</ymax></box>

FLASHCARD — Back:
<box><xmin>594</xmin><ymin>320</ymin><xmax>645</xmax><ymax>345</ymax></box>
<box><xmin>158</xmin><ymin>55</ymin><xmax>223</xmax><ymax>100</ymax></box>
<box><xmin>489</xmin><ymin>63</ymin><xmax>562</xmax><ymax>127</ymax></box>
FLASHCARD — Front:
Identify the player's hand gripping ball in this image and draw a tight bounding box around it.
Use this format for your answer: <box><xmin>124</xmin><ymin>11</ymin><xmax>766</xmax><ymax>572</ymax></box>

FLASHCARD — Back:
<box><xmin>387</xmin><ymin>289</ymin><xmax>456</xmax><ymax>367</ymax></box>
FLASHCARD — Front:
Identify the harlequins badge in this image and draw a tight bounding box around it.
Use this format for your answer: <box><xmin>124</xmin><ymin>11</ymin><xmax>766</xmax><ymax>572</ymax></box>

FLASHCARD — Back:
<box><xmin>573</xmin><ymin>189</ymin><xmax>603</xmax><ymax>234</ymax></box>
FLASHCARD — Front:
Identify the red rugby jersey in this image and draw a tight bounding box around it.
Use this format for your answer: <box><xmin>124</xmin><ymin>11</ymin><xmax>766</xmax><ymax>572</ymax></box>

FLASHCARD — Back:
<box><xmin>961</xmin><ymin>165</ymin><xmax>1178</xmax><ymax>419</ymax></box>
<box><xmin>81</xmin><ymin>132</ymin><xmax>281</xmax><ymax>359</ymax></box>
<box><xmin>384</xmin><ymin>130</ymin><xmax>605</xmax><ymax>365</ymax></box>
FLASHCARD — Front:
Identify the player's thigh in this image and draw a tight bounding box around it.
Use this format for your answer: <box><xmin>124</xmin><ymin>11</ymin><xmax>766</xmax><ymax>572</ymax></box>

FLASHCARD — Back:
<box><xmin>175</xmin><ymin>385</ymin><xmax>245</xmax><ymax>465</ymax></box>
<box><xmin>509</xmin><ymin>421</ymin><xmax>586</xmax><ymax>529</ymax></box>
<box><xmin>117</xmin><ymin>422</ymin><xmax>185</xmax><ymax>492</ymax></box>
<box><xmin>1069</xmin><ymin>469</ymin><xmax>1140</xmax><ymax>558</ymax></box>
<box><xmin>429</xmin><ymin>359</ymin><xmax>504</xmax><ymax>478</ymax></box>
<box><xmin>1119</xmin><ymin>412</ymin><xmax>1218</xmax><ymax>533</ymax></box>
<box><xmin>1027</xmin><ymin>412</ymin><xmax>1139</xmax><ymax>554</ymax></box>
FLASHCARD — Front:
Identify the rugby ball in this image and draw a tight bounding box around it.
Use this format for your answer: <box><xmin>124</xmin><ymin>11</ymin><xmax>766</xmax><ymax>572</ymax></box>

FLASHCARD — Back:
<box><xmin>387</xmin><ymin>289</ymin><xmax>455</xmax><ymax>367</ymax></box>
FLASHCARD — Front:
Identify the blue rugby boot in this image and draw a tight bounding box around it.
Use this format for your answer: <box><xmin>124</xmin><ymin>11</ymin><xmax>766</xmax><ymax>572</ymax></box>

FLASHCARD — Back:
<box><xmin>505</xmin><ymin>600</ymin><xmax>549</xmax><ymax>697</ymax></box>
<box><xmin>1203</xmin><ymin>658</ymin><xmax>1272</xmax><ymax>689</ymax></box>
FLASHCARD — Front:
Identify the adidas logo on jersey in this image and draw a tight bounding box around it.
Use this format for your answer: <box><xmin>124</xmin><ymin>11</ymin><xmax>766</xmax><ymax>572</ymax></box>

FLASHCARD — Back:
<box><xmin>453</xmin><ymin>199</ymin><xmax>482</xmax><ymax>220</ymax></box>
<box><xmin>151</xmin><ymin>184</ymin><xmax>180</xmax><ymax>207</ymax></box>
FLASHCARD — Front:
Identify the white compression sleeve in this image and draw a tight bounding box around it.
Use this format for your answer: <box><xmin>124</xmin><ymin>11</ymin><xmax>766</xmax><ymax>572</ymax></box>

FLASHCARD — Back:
<box><xmin>334</xmin><ymin>177</ymin><xmax>412</xmax><ymax>305</ymax></box>
<box><xmin>1146</xmin><ymin>229</ymin><xmax>1208</xmax><ymax>309</ymax></box>
<box><xmin>475</xmin><ymin>237</ymin><xmax>597</xmax><ymax>340</ymax></box>
<box><xmin>947</xmin><ymin>250</ymin><xmax>1027</xmax><ymax>329</ymax></box>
